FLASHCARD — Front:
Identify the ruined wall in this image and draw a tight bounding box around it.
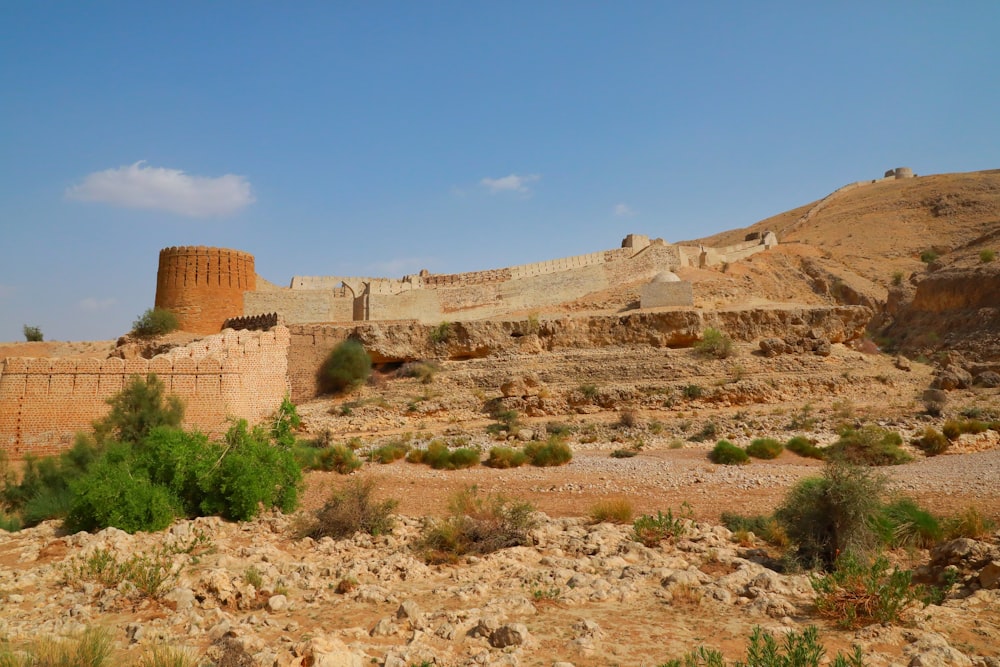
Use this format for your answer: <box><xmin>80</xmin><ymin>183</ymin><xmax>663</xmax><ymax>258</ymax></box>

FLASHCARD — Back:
<box><xmin>155</xmin><ymin>246</ymin><xmax>256</xmax><ymax>334</ymax></box>
<box><xmin>245</xmin><ymin>288</ymin><xmax>354</xmax><ymax>323</ymax></box>
<box><xmin>641</xmin><ymin>282</ymin><xmax>694</xmax><ymax>308</ymax></box>
<box><xmin>0</xmin><ymin>327</ymin><xmax>290</xmax><ymax>458</ymax></box>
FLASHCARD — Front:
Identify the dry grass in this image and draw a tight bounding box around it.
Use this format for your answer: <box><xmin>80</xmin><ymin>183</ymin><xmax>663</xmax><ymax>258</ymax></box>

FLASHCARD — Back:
<box><xmin>588</xmin><ymin>498</ymin><xmax>634</xmax><ymax>524</ymax></box>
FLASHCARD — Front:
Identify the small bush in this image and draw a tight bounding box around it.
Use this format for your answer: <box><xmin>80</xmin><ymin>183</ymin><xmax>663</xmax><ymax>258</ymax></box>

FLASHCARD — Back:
<box><xmin>369</xmin><ymin>441</ymin><xmax>409</xmax><ymax>464</ymax></box>
<box><xmin>941</xmin><ymin>419</ymin><xmax>961</xmax><ymax>441</ymax></box>
<box><xmin>22</xmin><ymin>324</ymin><xmax>43</xmax><ymax>342</ymax></box>
<box><xmin>876</xmin><ymin>498</ymin><xmax>942</xmax><ymax>548</ymax></box>
<box><xmin>418</xmin><ymin>486</ymin><xmax>536</xmax><ymax>562</ymax></box>
<box><xmin>135</xmin><ymin>645</ymin><xmax>199</xmax><ymax>667</ymax></box>
<box><xmin>812</xmin><ymin>554</ymin><xmax>918</xmax><ymax>628</ymax></box>
<box><xmin>66</xmin><ymin>455</ymin><xmax>178</xmax><ymax>534</ymax></box>
<box><xmin>486</xmin><ymin>409</ymin><xmax>521</xmax><ymax>436</ymax></box>
<box><xmin>775</xmin><ymin>462</ymin><xmax>886</xmax><ymax>569</ymax></box>
<box><xmin>827</xmin><ymin>425</ymin><xmax>911</xmax><ymax>466</ymax></box>
<box><xmin>589</xmin><ymin>499</ymin><xmax>634</xmax><ymax>524</ymax></box>
<box><xmin>309</xmin><ymin>478</ymin><xmax>398</xmax><ymax>539</ymax></box>
<box><xmin>579</xmin><ymin>384</ymin><xmax>599</xmax><ymax>401</ymax></box>
<box><xmin>981</xmin><ymin>249</ymin><xmax>996</xmax><ymax>263</ymax></box>
<box><xmin>407</xmin><ymin>441</ymin><xmax>480</xmax><ymax>470</ymax></box>
<box><xmin>3</xmin><ymin>627</ymin><xmax>114</xmax><ymax>667</ymax></box>
<box><xmin>785</xmin><ymin>435</ymin><xmax>825</xmax><ymax>460</ymax></box>
<box><xmin>914</xmin><ymin>427</ymin><xmax>949</xmax><ymax>456</ymax></box>
<box><xmin>484</xmin><ymin>446</ymin><xmax>527</xmax><ymax>469</ymax></box>
<box><xmin>545</xmin><ymin>421</ymin><xmax>574</xmax><ymax>437</ymax></box>
<box><xmin>709</xmin><ymin>440</ymin><xmax>748</xmax><ymax>465</ymax></box>
<box><xmin>132</xmin><ymin>307</ymin><xmax>179</xmax><ymax>337</ymax></box>
<box><xmin>632</xmin><ymin>504</ymin><xmax>692</xmax><ymax>547</ymax></box>
<box><xmin>746</xmin><ymin>437</ymin><xmax>783</xmax><ymax>460</ymax></box>
<box><xmin>617</xmin><ymin>410</ymin><xmax>639</xmax><ymax>429</ymax></box>
<box><xmin>694</xmin><ymin>327</ymin><xmax>734</xmax><ymax>359</ymax></box>
<box><xmin>943</xmin><ymin>506</ymin><xmax>996</xmax><ymax>540</ymax></box>
<box><xmin>721</xmin><ymin>513</ymin><xmax>789</xmax><ymax>548</ymax></box>
<box><xmin>524</xmin><ymin>437</ymin><xmax>573</xmax><ymax>467</ymax></box>
<box><xmin>429</xmin><ymin>321</ymin><xmax>453</xmax><ymax>344</ymax></box>
<box><xmin>94</xmin><ymin>373</ymin><xmax>184</xmax><ymax>445</ymax></box>
<box><xmin>682</xmin><ymin>384</ymin><xmax>704</xmax><ymax>400</ymax></box>
<box><xmin>920</xmin><ymin>250</ymin><xmax>939</xmax><ymax>264</ymax></box>
<box><xmin>319</xmin><ymin>340</ymin><xmax>372</xmax><ymax>394</ymax></box>
<box><xmin>398</xmin><ymin>360</ymin><xmax>440</xmax><ymax>384</ymax></box>
<box><xmin>891</xmin><ymin>271</ymin><xmax>904</xmax><ymax>286</ymax></box>
<box><xmin>660</xmin><ymin>625</ymin><xmax>865</xmax><ymax>667</ymax></box>
<box><xmin>314</xmin><ymin>444</ymin><xmax>363</xmax><ymax>474</ymax></box>
<box><xmin>610</xmin><ymin>448</ymin><xmax>638</xmax><ymax>458</ymax></box>
<box><xmin>688</xmin><ymin>421</ymin><xmax>717</xmax><ymax>443</ymax></box>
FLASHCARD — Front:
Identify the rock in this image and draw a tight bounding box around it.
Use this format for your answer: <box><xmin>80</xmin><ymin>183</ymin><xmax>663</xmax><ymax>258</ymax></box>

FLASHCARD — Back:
<box><xmin>759</xmin><ymin>338</ymin><xmax>787</xmax><ymax>357</ymax></box>
<box><xmin>370</xmin><ymin>616</ymin><xmax>397</xmax><ymax>637</ymax></box>
<box><xmin>163</xmin><ymin>586</ymin><xmax>195</xmax><ymax>611</ymax></box>
<box><xmin>813</xmin><ymin>338</ymin><xmax>831</xmax><ymax>356</ymax></box>
<box><xmin>396</xmin><ymin>599</ymin><xmax>421</xmax><ymax>622</ymax></box>
<box><xmin>490</xmin><ymin>623</ymin><xmax>530</xmax><ymax>648</ymax></box>
<box><xmin>980</xmin><ymin>561</ymin><xmax>1000</xmax><ymax>589</ymax></box>
<box><xmin>516</xmin><ymin>429</ymin><xmax>535</xmax><ymax>442</ymax></box>
<box><xmin>895</xmin><ymin>355</ymin><xmax>912</xmax><ymax>371</ymax></box>
<box><xmin>974</xmin><ymin>371</ymin><xmax>1000</xmax><ymax>388</ymax></box>
<box><xmin>306</xmin><ymin>635</ymin><xmax>366</xmax><ymax>667</ymax></box>
<box><xmin>267</xmin><ymin>594</ymin><xmax>288</xmax><ymax>612</ymax></box>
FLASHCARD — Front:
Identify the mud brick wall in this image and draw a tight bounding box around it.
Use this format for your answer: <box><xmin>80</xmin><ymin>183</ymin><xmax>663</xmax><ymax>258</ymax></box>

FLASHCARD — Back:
<box><xmin>0</xmin><ymin>327</ymin><xmax>290</xmax><ymax>459</ymax></box>
<box><xmin>155</xmin><ymin>246</ymin><xmax>256</xmax><ymax>334</ymax></box>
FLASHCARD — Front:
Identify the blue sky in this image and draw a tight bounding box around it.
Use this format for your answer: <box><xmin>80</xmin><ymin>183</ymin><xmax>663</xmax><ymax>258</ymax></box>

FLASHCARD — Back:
<box><xmin>1</xmin><ymin>2</ymin><xmax>998</xmax><ymax>342</ymax></box>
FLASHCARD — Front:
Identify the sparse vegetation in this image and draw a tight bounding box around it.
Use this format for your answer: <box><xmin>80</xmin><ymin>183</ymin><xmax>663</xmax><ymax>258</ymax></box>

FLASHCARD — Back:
<box><xmin>632</xmin><ymin>504</ymin><xmax>692</xmax><ymax>547</ymax></box>
<box><xmin>22</xmin><ymin>324</ymin><xmax>43</xmax><ymax>342</ymax></box>
<box><xmin>483</xmin><ymin>446</ymin><xmax>527</xmax><ymax>469</ymax></box>
<box><xmin>589</xmin><ymin>498</ymin><xmax>634</xmax><ymax>524</ymax></box>
<box><xmin>406</xmin><ymin>440</ymin><xmax>480</xmax><ymax>469</ymax></box>
<box><xmin>312</xmin><ymin>444</ymin><xmax>363</xmax><ymax>474</ymax></box>
<box><xmin>875</xmin><ymin>497</ymin><xmax>942</xmax><ymax>548</ymax></box>
<box><xmin>523</xmin><ymin>437</ymin><xmax>573</xmax><ymax>467</ymax></box>
<box><xmin>826</xmin><ymin>424</ymin><xmax>911</xmax><ymax>466</ymax></box>
<box><xmin>943</xmin><ymin>506</ymin><xmax>996</xmax><ymax>540</ymax></box>
<box><xmin>131</xmin><ymin>307</ymin><xmax>179</xmax><ymax>337</ymax></box>
<box><xmin>785</xmin><ymin>435</ymin><xmax>824</xmax><ymax>460</ymax></box>
<box><xmin>811</xmin><ymin>554</ymin><xmax>918</xmax><ymax>628</ymax></box>
<box><xmin>914</xmin><ymin>427</ymin><xmax>949</xmax><ymax>456</ymax></box>
<box><xmin>429</xmin><ymin>321</ymin><xmax>453</xmax><ymax>344</ymax></box>
<box><xmin>746</xmin><ymin>437</ymin><xmax>783</xmax><ymax>460</ymax></box>
<box><xmin>397</xmin><ymin>360</ymin><xmax>440</xmax><ymax>384</ymax></box>
<box><xmin>659</xmin><ymin>625</ymin><xmax>865</xmax><ymax>667</ymax></box>
<box><xmin>694</xmin><ymin>327</ymin><xmax>734</xmax><ymax>359</ymax></box>
<box><xmin>688</xmin><ymin>421</ymin><xmax>716</xmax><ymax>442</ymax></box>
<box><xmin>418</xmin><ymin>486</ymin><xmax>536</xmax><ymax>563</ymax></box>
<box><xmin>709</xmin><ymin>440</ymin><xmax>748</xmax><ymax>465</ymax></box>
<box><xmin>720</xmin><ymin>512</ymin><xmax>788</xmax><ymax>547</ymax></box>
<box><xmin>319</xmin><ymin>339</ymin><xmax>372</xmax><ymax>394</ymax></box>
<box><xmin>682</xmin><ymin>384</ymin><xmax>704</xmax><ymax>400</ymax></box>
<box><xmin>891</xmin><ymin>271</ymin><xmax>904</xmax><ymax>286</ymax></box>
<box><xmin>0</xmin><ymin>627</ymin><xmax>114</xmax><ymax>667</ymax></box>
<box><xmin>368</xmin><ymin>441</ymin><xmax>409</xmax><ymax>464</ymax></box>
<box><xmin>617</xmin><ymin>409</ymin><xmax>638</xmax><ymax>429</ymax></box>
<box><xmin>307</xmin><ymin>478</ymin><xmax>398</xmax><ymax>539</ymax></box>
<box><xmin>920</xmin><ymin>249</ymin><xmax>939</xmax><ymax>264</ymax></box>
<box><xmin>980</xmin><ymin>248</ymin><xmax>996</xmax><ymax>263</ymax></box>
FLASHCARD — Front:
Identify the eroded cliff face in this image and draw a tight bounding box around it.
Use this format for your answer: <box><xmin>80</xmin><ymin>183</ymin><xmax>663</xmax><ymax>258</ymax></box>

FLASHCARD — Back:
<box><xmin>883</xmin><ymin>266</ymin><xmax>1000</xmax><ymax>361</ymax></box>
<box><xmin>288</xmin><ymin>306</ymin><xmax>871</xmax><ymax>400</ymax></box>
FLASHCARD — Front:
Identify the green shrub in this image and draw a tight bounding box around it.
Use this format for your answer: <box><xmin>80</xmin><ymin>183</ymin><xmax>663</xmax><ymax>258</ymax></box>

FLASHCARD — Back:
<box><xmin>875</xmin><ymin>498</ymin><xmax>942</xmax><ymax>548</ymax></box>
<box><xmin>407</xmin><ymin>441</ymin><xmax>480</xmax><ymax>470</ymax></box>
<box><xmin>369</xmin><ymin>441</ymin><xmax>409</xmax><ymax>464</ymax></box>
<box><xmin>2</xmin><ymin>435</ymin><xmax>102</xmax><ymax>527</ymax></box>
<box><xmin>826</xmin><ymin>425</ymin><xmax>911</xmax><ymax>466</ymax></box>
<box><xmin>484</xmin><ymin>446</ymin><xmax>527</xmax><ymax>469</ymax></box>
<box><xmin>66</xmin><ymin>454</ymin><xmax>178</xmax><ymax>534</ymax></box>
<box><xmin>579</xmin><ymin>384</ymin><xmax>599</xmax><ymax>401</ymax></box>
<box><xmin>694</xmin><ymin>327</ymin><xmax>734</xmax><ymax>359</ymax></box>
<box><xmin>93</xmin><ymin>373</ymin><xmax>184</xmax><ymax>445</ymax></box>
<box><xmin>418</xmin><ymin>486</ymin><xmax>536</xmax><ymax>562</ymax></box>
<box><xmin>914</xmin><ymin>427</ymin><xmax>949</xmax><ymax>456</ymax></box>
<box><xmin>981</xmin><ymin>249</ymin><xmax>996</xmax><ymax>263</ymax></box>
<box><xmin>131</xmin><ymin>307</ymin><xmax>179</xmax><ymax>337</ymax></box>
<box><xmin>785</xmin><ymin>435</ymin><xmax>825</xmax><ymax>460</ymax></box>
<box><xmin>891</xmin><ymin>271</ymin><xmax>904</xmax><ymax>286</ymax></box>
<box><xmin>1</xmin><ymin>627</ymin><xmax>114</xmax><ymax>667</ymax></box>
<box><xmin>632</xmin><ymin>504</ymin><xmax>692</xmax><ymax>547</ymax></box>
<box><xmin>308</xmin><ymin>478</ymin><xmax>398</xmax><ymax>539</ymax></box>
<box><xmin>314</xmin><ymin>444</ymin><xmax>363</xmax><ymax>474</ymax></box>
<box><xmin>0</xmin><ymin>511</ymin><xmax>22</xmax><ymax>532</ymax></box>
<box><xmin>429</xmin><ymin>321</ymin><xmax>453</xmax><ymax>344</ymax></box>
<box><xmin>920</xmin><ymin>250</ymin><xmax>939</xmax><ymax>264</ymax></box>
<box><xmin>589</xmin><ymin>499</ymin><xmax>634</xmax><ymax>524</ymax></box>
<box><xmin>688</xmin><ymin>421</ymin><xmax>716</xmax><ymax>442</ymax></box>
<box><xmin>746</xmin><ymin>438</ymin><xmax>783</xmax><ymax>460</ymax></box>
<box><xmin>660</xmin><ymin>625</ymin><xmax>865</xmax><ymax>667</ymax></box>
<box><xmin>775</xmin><ymin>462</ymin><xmax>886</xmax><ymax>569</ymax></box>
<box><xmin>319</xmin><ymin>339</ymin><xmax>371</xmax><ymax>394</ymax></box>
<box><xmin>720</xmin><ymin>512</ymin><xmax>787</xmax><ymax>546</ymax></box>
<box><xmin>943</xmin><ymin>506</ymin><xmax>996</xmax><ymax>540</ymax></box>
<box><xmin>447</xmin><ymin>447</ymin><xmax>481</xmax><ymax>469</ymax></box>
<box><xmin>610</xmin><ymin>448</ymin><xmax>638</xmax><ymax>458</ymax></box>
<box><xmin>22</xmin><ymin>324</ymin><xmax>43</xmax><ymax>342</ymax></box>
<box><xmin>812</xmin><ymin>554</ymin><xmax>918</xmax><ymax>628</ymax></box>
<box><xmin>545</xmin><ymin>421</ymin><xmax>574</xmax><ymax>436</ymax></box>
<box><xmin>524</xmin><ymin>437</ymin><xmax>573</xmax><ymax>467</ymax></box>
<box><xmin>682</xmin><ymin>384</ymin><xmax>704</xmax><ymax>400</ymax></box>
<box><xmin>709</xmin><ymin>440</ymin><xmax>748</xmax><ymax>465</ymax></box>
<box><xmin>617</xmin><ymin>410</ymin><xmax>639</xmax><ymax>428</ymax></box>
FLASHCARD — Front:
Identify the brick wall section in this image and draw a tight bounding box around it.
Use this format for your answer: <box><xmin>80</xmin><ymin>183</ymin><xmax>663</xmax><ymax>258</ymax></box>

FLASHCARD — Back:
<box><xmin>0</xmin><ymin>327</ymin><xmax>290</xmax><ymax>459</ymax></box>
<box><xmin>155</xmin><ymin>246</ymin><xmax>256</xmax><ymax>334</ymax></box>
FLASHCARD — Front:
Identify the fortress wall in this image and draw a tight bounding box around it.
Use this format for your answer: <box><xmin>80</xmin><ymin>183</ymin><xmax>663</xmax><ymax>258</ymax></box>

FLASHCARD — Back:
<box><xmin>602</xmin><ymin>244</ymin><xmax>681</xmax><ymax>284</ymax></box>
<box><xmin>0</xmin><ymin>328</ymin><xmax>290</xmax><ymax>459</ymax></box>
<box><xmin>721</xmin><ymin>244</ymin><xmax>768</xmax><ymax>263</ymax></box>
<box><xmin>245</xmin><ymin>290</ymin><xmax>355</xmax><ymax>324</ymax></box>
<box><xmin>155</xmin><ymin>246</ymin><xmax>256</xmax><ymax>334</ymax></box>
<box><xmin>367</xmin><ymin>289</ymin><xmax>442</xmax><ymax>323</ymax></box>
<box><xmin>508</xmin><ymin>249</ymin><xmax>623</xmax><ymax>280</ymax></box>
<box><xmin>286</xmin><ymin>324</ymin><xmax>353</xmax><ymax>401</ymax></box>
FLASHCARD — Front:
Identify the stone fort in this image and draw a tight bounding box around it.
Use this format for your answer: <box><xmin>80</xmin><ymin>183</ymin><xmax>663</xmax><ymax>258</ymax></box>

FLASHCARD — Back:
<box><xmin>0</xmin><ymin>232</ymin><xmax>779</xmax><ymax>458</ymax></box>
<box><xmin>155</xmin><ymin>232</ymin><xmax>778</xmax><ymax>334</ymax></box>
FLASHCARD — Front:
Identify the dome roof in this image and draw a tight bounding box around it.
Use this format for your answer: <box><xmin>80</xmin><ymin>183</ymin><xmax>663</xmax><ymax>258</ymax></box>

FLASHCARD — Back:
<box><xmin>651</xmin><ymin>271</ymin><xmax>681</xmax><ymax>283</ymax></box>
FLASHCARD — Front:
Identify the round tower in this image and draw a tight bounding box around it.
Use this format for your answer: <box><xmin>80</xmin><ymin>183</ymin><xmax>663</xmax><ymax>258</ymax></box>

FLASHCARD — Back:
<box><xmin>154</xmin><ymin>246</ymin><xmax>256</xmax><ymax>334</ymax></box>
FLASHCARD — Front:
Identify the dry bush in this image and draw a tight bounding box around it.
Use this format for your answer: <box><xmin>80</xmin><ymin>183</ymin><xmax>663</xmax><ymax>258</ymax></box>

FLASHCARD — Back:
<box><xmin>418</xmin><ymin>486</ymin><xmax>536</xmax><ymax>563</ymax></box>
<box><xmin>308</xmin><ymin>478</ymin><xmax>398</xmax><ymax>539</ymax></box>
<box><xmin>588</xmin><ymin>498</ymin><xmax>634</xmax><ymax>524</ymax></box>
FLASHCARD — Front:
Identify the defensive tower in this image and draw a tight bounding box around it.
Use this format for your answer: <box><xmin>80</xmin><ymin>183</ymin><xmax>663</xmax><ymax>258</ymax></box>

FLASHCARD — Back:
<box><xmin>155</xmin><ymin>246</ymin><xmax>256</xmax><ymax>334</ymax></box>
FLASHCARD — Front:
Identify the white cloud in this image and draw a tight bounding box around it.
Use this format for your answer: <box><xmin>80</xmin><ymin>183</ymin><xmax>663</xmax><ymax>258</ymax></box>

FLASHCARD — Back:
<box><xmin>67</xmin><ymin>161</ymin><xmax>255</xmax><ymax>217</ymax></box>
<box><xmin>480</xmin><ymin>173</ymin><xmax>540</xmax><ymax>195</ymax></box>
<box><xmin>78</xmin><ymin>297</ymin><xmax>117</xmax><ymax>312</ymax></box>
<box><xmin>614</xmin><ymin>203</ymin><xmax>636</xmax><ymax>217</ymax></box>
